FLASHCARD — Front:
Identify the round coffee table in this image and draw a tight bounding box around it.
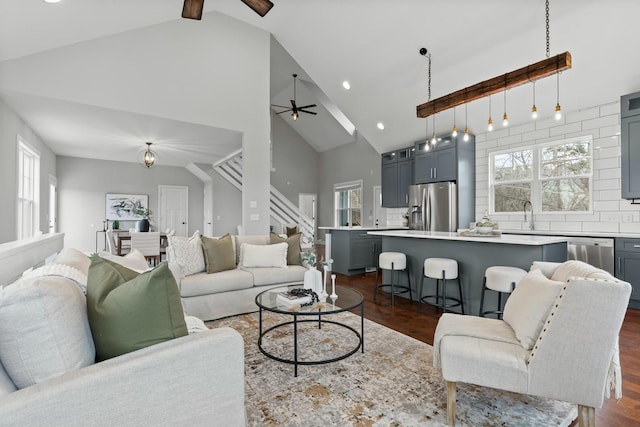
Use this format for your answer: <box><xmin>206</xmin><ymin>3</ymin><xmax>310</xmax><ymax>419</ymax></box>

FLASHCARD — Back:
<box><xmin>255</xmin><ymin>285</ymin><xmax>364</xmax><ymax>377</ymax></box>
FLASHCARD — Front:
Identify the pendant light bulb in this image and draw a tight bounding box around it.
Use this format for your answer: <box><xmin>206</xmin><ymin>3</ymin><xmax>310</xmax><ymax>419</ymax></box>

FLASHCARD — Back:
<box><xmin>487</xmin><ymin>117</ymin><xmax>493</xmax><ymax>132</ymax></box>
<box><xmin>555</xmin><ymin>103</ymin><xmax>562</xmax><ymax>120</ymax></box>
<box><xmin>292</xmin><ymin>111</ymin><xmax>299</xmax><ymax>120</ymax></box>
<box><xmin>502</xmin><ymin>112</ymin><xmax>509</xmax><ymax>127</ymax></box>
<box><xmin>452</xmin><ymin>125</ymin><xmax>458</xmax><ymax>137</ymax></box>
<box><xmin>463</xmin><ymin>128</ymin><xmax>469</xmax><ymax>142</ymax></box>
<box><xmin>531</xmin><ymin>105</ymin><xmax>538</xmax><ymax>119</ymax></box>
<box><xmin>431</xmin><ymin>133</ymin><xmax>437</xmax><ymax>145</ymax></box>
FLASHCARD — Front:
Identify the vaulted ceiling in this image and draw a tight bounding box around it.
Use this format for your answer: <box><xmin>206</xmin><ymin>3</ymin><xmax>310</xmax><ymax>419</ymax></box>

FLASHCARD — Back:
<box><xmin>1</xmin><ymin>0</ymin><xmax>639</xmax><ymax>167</ymax></box>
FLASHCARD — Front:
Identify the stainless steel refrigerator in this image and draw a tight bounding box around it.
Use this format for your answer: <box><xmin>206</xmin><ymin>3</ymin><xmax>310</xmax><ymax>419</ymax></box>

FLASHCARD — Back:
<box><xmin>408</xmin><ymin>182</ymin><xmax>457</xmax><ymax>231</ymax></box>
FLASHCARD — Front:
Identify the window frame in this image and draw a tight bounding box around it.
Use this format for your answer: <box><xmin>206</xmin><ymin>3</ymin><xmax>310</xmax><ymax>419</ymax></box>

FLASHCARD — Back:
<box><xmin>488</xmin><ymin>136</ymin><xmax>593</xmax><ymax>215</ymax></box>
<box><xmin>17</xmin><ymin>136</ymin><xmax>40</xmax><ymax>240</ymax></box>
<box><xmin>334</xmin><ymin>179</ymin><xmax>363</xmax><ymax>227</ymax></box>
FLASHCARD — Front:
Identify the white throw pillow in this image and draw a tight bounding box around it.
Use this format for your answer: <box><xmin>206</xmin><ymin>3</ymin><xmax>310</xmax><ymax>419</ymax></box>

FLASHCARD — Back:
<box><xmin>550</xmin><ymin>260</ymin><xmax>613</xmax><ymax>282</ymax></box>
<box><xmin>503</xmin><ymin>269</ymin><xmax>564</xmax><ymax>350</ymax></box>
<box><xmin>0</xmin><ymin>275</ymin><xmax>95</xmax><ymax>389</ymax></box>
<box><xmin>167</xmin><ymin>231</ymin><xmax>205</xmax><ymax>276</ymax></box>
<box><xmin>99</xmin><ymin>248</ymin><xmax>150</xmax><ymax>272</ymax></box>
<box><xmin>240</xmin><ymin>242</ymin><xmax>288</xmax><ymax>268</ymax></box>
<box><xmin>22</xmin><ymin>263</ymin><xmax>88</xmax><ymax>295</ymax></box>
<box><xmin>53</xmin><ymin>247</ymin><xmax>91</xmax><ymax>276</ymax></box>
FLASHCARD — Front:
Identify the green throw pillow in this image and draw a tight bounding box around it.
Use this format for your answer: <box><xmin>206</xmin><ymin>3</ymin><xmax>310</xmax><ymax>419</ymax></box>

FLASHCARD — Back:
<box><xmin>270</xmin><ymin>232</ymin><xmax>301</xmax><ymax>265</ymax></box>
<box><xmin>201</xmin><ymin>234</ymin><xmax>236</xmax><ymax>273</ymax></box>
<box><xmin>86</xmin><ymin>256</ymin><xmax>188</xmax><ymax>361</ymax></box>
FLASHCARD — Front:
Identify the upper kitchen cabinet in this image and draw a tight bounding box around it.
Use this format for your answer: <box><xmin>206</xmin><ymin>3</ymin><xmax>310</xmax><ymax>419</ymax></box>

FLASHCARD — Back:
<box><xmin>413</xmin><ymin>134</ymin><xmax>475</xmax><ymax>185</ymax></box>
<box><xmin>621</xmin><ymin>92</ymin><xmax>640</xmax><ymax>201</ymax></box>
<box><xmin>381</xmin><ymin>146</ymin><xmax>415</xmax><ymax>208</ymax></box>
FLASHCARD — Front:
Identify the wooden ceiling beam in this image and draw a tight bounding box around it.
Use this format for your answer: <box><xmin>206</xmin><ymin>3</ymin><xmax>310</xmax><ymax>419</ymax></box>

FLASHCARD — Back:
<box><xmin>416</xmin><ymin>51</ymin><xmax>572</xmax><ymax>118</ymax></box>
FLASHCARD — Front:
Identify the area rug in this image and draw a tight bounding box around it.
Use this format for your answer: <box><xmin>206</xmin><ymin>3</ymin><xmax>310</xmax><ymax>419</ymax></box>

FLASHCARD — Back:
<box><xmin>208</xmin><ymin>311</ymin><xmax>577</xmax><ymax>426</ymax></box>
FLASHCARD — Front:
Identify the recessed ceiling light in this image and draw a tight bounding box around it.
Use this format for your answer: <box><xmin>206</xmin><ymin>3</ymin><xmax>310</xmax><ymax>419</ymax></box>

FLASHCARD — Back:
<box><xmin>342</xmin><ymin>81</ymin><xmax>351</xmax><ymax>90</ymax></box>
<box><xmin>376</xmin><ymin>122</ymin><xmax>385</xmax><ymax>130</ymax></box>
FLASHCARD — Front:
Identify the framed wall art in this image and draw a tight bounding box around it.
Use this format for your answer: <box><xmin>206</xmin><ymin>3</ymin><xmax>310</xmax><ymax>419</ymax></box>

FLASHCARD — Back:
<box><xmin>105</xmin><ymin>193</ymin><xmax>148</xmax><ymax>221</ymax></box>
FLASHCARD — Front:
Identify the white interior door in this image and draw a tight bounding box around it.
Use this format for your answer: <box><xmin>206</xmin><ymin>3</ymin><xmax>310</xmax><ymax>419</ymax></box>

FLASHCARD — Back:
<box><xmin>158</xmin><ymin>185</ymin><xmax>188</xmax><ymax>236</ymax></box>
<box><xmin>203</xmin><ymin>183</ymin><xmax>213</xmax><ymax>237</ymax></box>
<box><xmin>373</xmin><ymin>186</ymin><xmax>386</xmax><ymax>227</ymax></box>
<box><xmin>298</xmin><ymin>193</ymin><xmax>316</xmax><ymax>241</ymax></box>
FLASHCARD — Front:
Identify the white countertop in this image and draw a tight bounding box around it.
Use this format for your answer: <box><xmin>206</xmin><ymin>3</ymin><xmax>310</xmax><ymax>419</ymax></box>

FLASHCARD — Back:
<box><xmin>500</xmin><ymin>229</ymin><xmax>640</xmax><ymax>239</ymax></box>
<box><xmin>319</xmin><ymin>226</ymin><xmax>408</xmax><ymax>231</ymax></box>
<box><xmin>367</xmin><ymin>229</ymin><xmax>569</xmax><ymax>246</ymax></box>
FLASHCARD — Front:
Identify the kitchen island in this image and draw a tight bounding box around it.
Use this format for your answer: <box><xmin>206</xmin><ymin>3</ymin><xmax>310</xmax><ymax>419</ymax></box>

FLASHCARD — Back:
<box><xmin>367</xmin><ymin>230</ymin><xmax>568</xmax><ymax>316</ymax></box>
<box><xmin>319</xmin><ymin>226</ymin><xmax>406</xmax><ymax>276</ymax></box>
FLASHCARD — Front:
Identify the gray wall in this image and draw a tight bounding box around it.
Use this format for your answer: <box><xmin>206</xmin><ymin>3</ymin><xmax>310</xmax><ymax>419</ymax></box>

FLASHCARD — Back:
<box><xmin>317</xmin><ymin>134</ymin><xmax>381</xmax><ymax>238</ymax></box>
<box><xmin>57</xmin><ymin>156</ymin><xmax>203</xmax><ymax>252</ymax></box>
<box><xmin>270</xmin><ymin>111</ymin><xmax>320</xmax><ymax>206</ymax></box>
<box><xmin>0</xmin><ymin>98</ymin><xmax>57</xmax><ymax>244</ymax></box>
<box><xmin>208</xmin><ymin>167</ymin><xmax>242</xmax><ymax>237</ymax></box>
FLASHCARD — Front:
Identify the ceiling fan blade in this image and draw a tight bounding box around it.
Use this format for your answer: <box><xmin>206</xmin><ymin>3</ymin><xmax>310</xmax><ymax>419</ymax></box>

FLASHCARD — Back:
<box><xmin>276</xmin><ymin>109</ymin><xmax>292</xmax><ymax>114</ymax></box>
<box><xmin>271</xmin><ymin>104</ymin><xmax>290</xmax><ymax>109</ymax></box>
<box><xmin>296</xmin><ymin>104</ymin><xmax>316</xmax><ymax>110</ymax></box>
<box><xmin>290</xmin><ymin>99</ymin><xmax>297</xmax><ymax>109</ymax></box>
<box><xmin>182</xmin><ymin>0</ymin><xmax>204</xmax><ymax>20</ymax></box>
<box><xmin>299</xmin><ymin>110</ymin><xmax>317</xmax><ymax>115</ymax></box>
<box><xmin>241</xmin><ymin>0</ymin><xmax>274</xmax><ymax>17</ymax></box>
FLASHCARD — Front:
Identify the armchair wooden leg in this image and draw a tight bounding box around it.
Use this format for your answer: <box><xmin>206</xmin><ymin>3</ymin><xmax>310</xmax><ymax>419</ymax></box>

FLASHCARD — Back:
<box><xmin>446</xmin><ymin>381</ymin><xmax>456</xmax><ymax>426</ymax></box>
<box><xmin>577</xmin><ymin>405</ymin><xmax>595</xmax><ymax>427</ymax></box>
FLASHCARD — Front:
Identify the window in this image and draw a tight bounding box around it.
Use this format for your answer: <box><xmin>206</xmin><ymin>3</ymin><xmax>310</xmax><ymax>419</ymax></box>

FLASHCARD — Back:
<box><xmin>334</xmin><ymin>180</ymin><xmax>362</xmax><ymax>227</ymax></box>
<box><xmin>17</xmin><ymin>138</ymin><xmax>40</xmax><ymax>239</ymax></box>
<box><xmin>489</xmin><ymin>136</ymin><xmax>592</xmax><ymax>214</ymax></box>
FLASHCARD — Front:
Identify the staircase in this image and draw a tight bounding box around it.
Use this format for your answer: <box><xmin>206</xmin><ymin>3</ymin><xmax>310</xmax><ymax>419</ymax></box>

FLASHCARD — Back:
<box><xmin>213</xmin><ymin>154</ymin><xmax>315</xmax><ymax>247</ymax></box>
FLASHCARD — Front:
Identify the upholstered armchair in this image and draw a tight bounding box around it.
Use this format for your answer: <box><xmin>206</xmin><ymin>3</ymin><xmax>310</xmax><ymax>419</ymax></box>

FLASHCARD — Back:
<box><xmin>433</xmin><ymin>261</ymin><xmax>631</xmax><ymax>427</ymax></box>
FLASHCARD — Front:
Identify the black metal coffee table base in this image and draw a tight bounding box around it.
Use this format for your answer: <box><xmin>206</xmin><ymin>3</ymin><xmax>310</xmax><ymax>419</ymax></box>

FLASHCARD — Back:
<box><xmin>257</xmin><ymin>308</ymin><xmax>364</xmax><ymax>377</ymax></box>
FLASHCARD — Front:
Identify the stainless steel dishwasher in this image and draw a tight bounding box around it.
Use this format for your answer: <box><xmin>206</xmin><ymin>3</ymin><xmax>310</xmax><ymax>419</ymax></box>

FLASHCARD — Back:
<box><xmin>566</xmin><ymin>237</ymin><xmax>615</xmax><ymax>275</ymax></box>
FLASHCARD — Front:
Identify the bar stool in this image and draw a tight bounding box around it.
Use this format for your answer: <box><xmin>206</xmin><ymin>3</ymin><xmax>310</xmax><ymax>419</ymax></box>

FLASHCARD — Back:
<box><xmin>418</xmin><ymin>258</ymin><xmax>464</xmax><ymax>314</ymax></box>
<box><xmin>374</xmin><ymin>252</ymin><xmax>412</xmax><ymax>306</ymax></box>
<box><xmin>479</xmin><ymin>266</ymin><xmax>527</xmax><ymax>318</ymax></box>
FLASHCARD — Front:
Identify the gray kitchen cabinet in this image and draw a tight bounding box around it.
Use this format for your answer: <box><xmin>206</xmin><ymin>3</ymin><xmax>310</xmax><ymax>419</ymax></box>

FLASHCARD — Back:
<box><xmin>413</xmin><ymin>146</ymin><xmax>456</xmax><ymax>183</ymax></box>
<box><xmin>621</xmin><ymin>92</ymin><xmax>640</xmax><ymax>200</ymax></box>
<box><xmin>381</xmin><ymin>146</ymin><xmax>414</xmax><ymax>208</ymax></box>
<box><xmin>331</xmin><ymin>229</ymin><xmax>382</xmax><ymax>275</ymax></box>
<box><xmin>615</xmin><ymin>237</ymin><xmax>640</xmax><ymax>307</ymax></box>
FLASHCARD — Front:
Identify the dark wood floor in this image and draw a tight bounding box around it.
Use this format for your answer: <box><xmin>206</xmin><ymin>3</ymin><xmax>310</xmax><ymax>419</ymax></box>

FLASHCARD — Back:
<box><xmin>337</xmin><ymin>271</ymin><xmax>640</xmax><ymax>427</ymax></box>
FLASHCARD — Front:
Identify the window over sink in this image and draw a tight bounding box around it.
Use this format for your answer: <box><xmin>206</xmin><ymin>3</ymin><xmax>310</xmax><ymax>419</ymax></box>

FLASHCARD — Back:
<box><xmin>334</xmin><ymin>180</ymin><xmax>362</xmax><ymax>227</ymax></box>
<box><xmin>489</xmin><ymin>136</ymin><xmax>592</xmax><ymax>214</ymax></box>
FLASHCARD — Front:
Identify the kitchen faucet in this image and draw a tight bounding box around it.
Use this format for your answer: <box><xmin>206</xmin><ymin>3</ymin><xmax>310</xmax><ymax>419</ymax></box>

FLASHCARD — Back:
<box><xmin>523</xmin><ymin>201</ymin><xmax>534</xmax><ymax>230</ymax></box>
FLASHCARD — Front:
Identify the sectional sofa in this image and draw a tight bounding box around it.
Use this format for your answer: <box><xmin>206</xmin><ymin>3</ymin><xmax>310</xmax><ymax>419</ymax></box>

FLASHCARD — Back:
<box><xmin>167</xmin><ymin>233</ymin><xmax>307</xmax><ymax>321</ymax></box>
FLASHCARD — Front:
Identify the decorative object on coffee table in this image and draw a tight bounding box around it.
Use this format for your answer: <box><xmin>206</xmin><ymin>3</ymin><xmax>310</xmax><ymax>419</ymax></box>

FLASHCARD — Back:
<box><xmin>330</xmin><ymin>274</ymin><xmax>337</xmax><ymax>299</ymax></box>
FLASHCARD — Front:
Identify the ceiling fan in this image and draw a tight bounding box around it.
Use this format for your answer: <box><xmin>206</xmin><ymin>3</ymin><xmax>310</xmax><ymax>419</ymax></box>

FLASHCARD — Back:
<box><xmin>272</xmin><ymin>74</ymin><xmax>317</xmax><ymax>121</ymax></box>
<box><xmin>182</xmin><ymin>0</ymin><xmax>274</xmax><ymax>20</ymax></box>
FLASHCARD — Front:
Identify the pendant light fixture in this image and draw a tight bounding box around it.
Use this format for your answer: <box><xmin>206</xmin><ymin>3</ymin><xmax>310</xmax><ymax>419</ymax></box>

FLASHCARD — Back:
<box><xmin>452</xmin><ymin>107</ymin><xmax>458</xmax><ymax>137</ymax></box>
<box><xmin>431</xmin><ymin>115</ymin><xmax>437</xmax><ymax>146</ymax></box>
<box><xmin>502</xmin><ymin>86</ymin><xmax>509</xmax><ymax>127</ymax></box>
<box><xmin>142</xmin><ymin>142</ymin><xmax>157</xmax><ymax>168</ymax></box>
<box><xmin>554</xmin><ymin>72</ymin><xmax>562</xmax><ymax>120</ymax></box>
<box><xmin>487</xmin><ymin>95</ymin><xmax>493</xmax><ymax>132</ymax></box>
<box><xmin>531</xmin><ymin>80</ymin><xmax>538</xmax><ymax>119</ymax></box>
<box><xmin>463</xmin><ymin>103</ymin><xmax>470</xmax><ymax>142</ymax></box>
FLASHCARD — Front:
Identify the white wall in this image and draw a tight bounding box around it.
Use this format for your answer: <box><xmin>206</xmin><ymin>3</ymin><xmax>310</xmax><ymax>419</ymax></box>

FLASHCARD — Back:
<box><xmin>475</xmin><ymin>99</ymin><xmax>640</xmax><ymax>234</ymax></box>
<box><xmin>57</xmin><ymin>156</ymin><xmax>203</xmax><ymax>252</ymax></box>
<box><xmin>0</xmin><ymin>98</ymin><xmax>56</xmax><ymax>244</ymax></box>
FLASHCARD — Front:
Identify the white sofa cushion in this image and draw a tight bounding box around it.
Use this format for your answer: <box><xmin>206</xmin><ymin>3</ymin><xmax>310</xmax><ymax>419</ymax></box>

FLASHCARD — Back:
<box><xmin>239</xmin><ymin>242</ymin><xmax>288</xmax><ymax>268</ymax></box>
<box><xmin>179</xmin><ymin>269</ymin><xmax>254</xmax><ymax>297</ymax></box>
<box><xmin>99</xmin><ymin>248</ymin><xmax>149</xmax><ymax>272</ymax></box>
<box><xmin>243</xmin><ymin>265</ymin><xmax>307</xmax><ymax>287</ymax></box>
<box><xmin>0</xmin><ymin>360</ymin><xmax>16</xmax><ymax>397</ymax></box>
<box><xmin>0</xmin><ymin>275</ymin><xmax>95</xmax><ymax>389</ymax></box>
<box><xmin>167</xmin><ymin>231</ymin><xmax>205</xmax><ymax>276</ymax></box>
<box><xmin>53</xmin><ymin>247</ymin><xmax>91</xmax><ymax>275</ymax></box>
<box><xmin>503</xmin><ymin>269</ymin><xmax>564</xmax><ymax>350</ymax></box>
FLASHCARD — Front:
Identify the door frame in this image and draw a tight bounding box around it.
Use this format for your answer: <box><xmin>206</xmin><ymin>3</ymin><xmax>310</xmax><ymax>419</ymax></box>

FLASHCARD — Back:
<box><xmin>158</xmin><ymin>185</ymin><xmax>189</xmax><ymax>236</ymax></box>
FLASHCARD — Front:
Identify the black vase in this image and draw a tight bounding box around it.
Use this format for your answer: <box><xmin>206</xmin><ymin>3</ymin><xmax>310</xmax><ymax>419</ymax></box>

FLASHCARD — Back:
<box><xmin>136</xmin><ymin>218</ymin><xmax>150</xmax><ymax>232</ymax></box>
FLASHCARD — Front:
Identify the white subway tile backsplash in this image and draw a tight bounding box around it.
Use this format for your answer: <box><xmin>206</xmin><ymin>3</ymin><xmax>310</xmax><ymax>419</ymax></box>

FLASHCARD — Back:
<box><xmin>536</xmin><ymin>116</ymin><xmax>564</xmax><ymax>130</ymax></box>
<box><xmin>549</xmin><ymin>121</ymin><xmax>582</xmax><ymax>136</ymax></box>
<box><xmin>549</xmin><ymin>222</ymin><xmax>582</xmax><ymax>232</ymax></box>
<box><xmin>596</xmin><ymin>190</ymin><xmax>622</xmax><ymax>201</ymax></box>
<box><xmin>582</xmin><ymin>222</ymin><xmax>620</xmax><ymax>233</ymax></box>
<box><xmin>475</xmin><ymin>133</ymin><xmax>487</xmax><ymax>143</ymax></box>
<box><xmin>620</xmin><ymin>223</ymin><xmax>640</xmax><ymax>233</ymax></box>
<box><xmin>509</xmin><ymin>122</ymin><xmax>536</xmax><ymax>135</ymax></box>
<box><xmin>598</xmin><ymin>168</ymin><xmax>620</xmax><ymax>180</ymax></box>
<box><xmin>566</xmin><ymin>129</ymin><xmax>599</xmax><ymax>140</ymax></box>
<box><xmin>565</xmin><ymin>107</ymin><xmax>599</xmax><ymax>124</ymax></box>
<box><xmin>594</xmin><ymin>200</ymin><xmax>621</xmax><ymax>211</ymax></box>
<box><xmin>596</xmin><ymin>146</ymin><xmax>621</xmax><ymax>160</ymax></box>
<box><xmin>522</xmin><ymin>128</ymin><xmax>550</xmax><ymax>142</ymax></box>
<box><xmin>497</xmin><ymin>134</ymin><xmax>523</xmax><ymax>145</ymax></box>
<box><xmin>593</xmin><ymin>179</ymin><xmax>620</xmax><ymax>191</ymax></box>
<box><xmin>599</xmin><ymin>101</ymin><xmax>620</xmax><ymax>117</ymax></box>
<box><xmin>583</xmin><ymin>114</ymin><xmax>619</xmax><ymax>131</ymax></box>
<box><xmin>600</xmin><ymin>125</ymin><xmax>621</xmax><ymax>138</ymax></box>
<box><xmin>594</xmin><ymin>157</ymin><xmax>619</xmax><ymax>170</ymax></box>
<box><xmin>593</xmin><ymin>137</ymin><xmax>620</xmax><ymax>150</ymax></box>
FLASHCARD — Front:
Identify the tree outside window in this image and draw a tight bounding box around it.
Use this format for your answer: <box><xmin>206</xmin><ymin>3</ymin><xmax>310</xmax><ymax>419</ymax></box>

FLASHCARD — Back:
<box><xmin>490</xmin><ymin>137</ymin><xmax>592</xmax><ymax>214</ymax></box>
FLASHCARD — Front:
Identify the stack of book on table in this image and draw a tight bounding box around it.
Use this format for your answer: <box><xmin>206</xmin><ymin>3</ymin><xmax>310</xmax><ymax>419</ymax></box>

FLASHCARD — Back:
<box><xmin>276</xmin><ymin>290</ymin><xmax>311</xmax><ymax>307</ymax></box>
